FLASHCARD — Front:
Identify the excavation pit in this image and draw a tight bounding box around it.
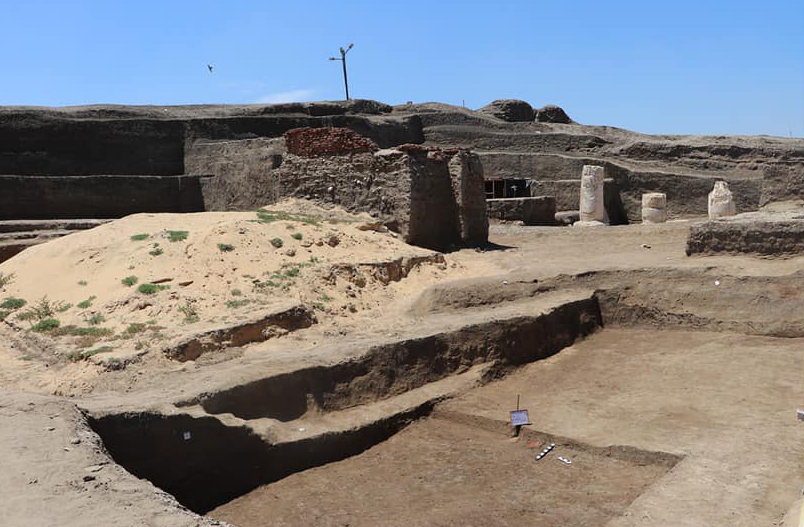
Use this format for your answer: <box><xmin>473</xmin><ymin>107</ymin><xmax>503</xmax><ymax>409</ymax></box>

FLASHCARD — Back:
<box><xmin>82</xmin><ymin>274</ymin><xmax>804</xmax><ymax>525</ymax></box>
<box><xmin>209</xmin><ymin>415</ymin><xmax>682</xmax><ymax>527</ymax></box>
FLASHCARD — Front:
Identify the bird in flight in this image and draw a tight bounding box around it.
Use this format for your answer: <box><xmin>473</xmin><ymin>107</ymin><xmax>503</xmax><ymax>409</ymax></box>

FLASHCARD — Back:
<box><xmin>207</xmin><ymin>64</ymin><xmax>214</xmax><ymax>72</ymax></box>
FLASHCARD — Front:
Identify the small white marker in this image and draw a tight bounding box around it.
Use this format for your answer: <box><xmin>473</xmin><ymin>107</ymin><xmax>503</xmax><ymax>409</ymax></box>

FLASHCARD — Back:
<box><xmin>714</xmin><ymin>280</ymin><xmax>720</xmax><ymax>286</ymax></box>
<box><xmin>182</xmin><ymin>431</ymin><xmax>191</xmax><ymax>441</ymax></box>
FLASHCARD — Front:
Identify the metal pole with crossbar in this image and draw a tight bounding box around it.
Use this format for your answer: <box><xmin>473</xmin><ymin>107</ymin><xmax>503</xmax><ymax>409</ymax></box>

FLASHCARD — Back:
<box><xmin>329</xmin><ymin>43</ymin><xmax>354</xmax><ymax>100</ymax></box>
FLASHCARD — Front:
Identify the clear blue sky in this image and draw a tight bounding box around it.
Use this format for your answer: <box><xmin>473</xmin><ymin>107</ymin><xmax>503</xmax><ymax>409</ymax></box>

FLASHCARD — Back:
<box><xmin>1</xmin><ymin>0</ymin><xmax>802</xmax><ymax>136</ymax></box>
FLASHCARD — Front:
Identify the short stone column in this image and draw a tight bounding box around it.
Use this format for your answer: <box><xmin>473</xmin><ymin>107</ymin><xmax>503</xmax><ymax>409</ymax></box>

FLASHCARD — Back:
<box><xmin>576</xmin><ymin>165</ymin><xmax>606</xmax><ymax>226</ymax></box>
<box><xmin>641</xmin><ymin>192</ymin><xmax>667</xmax><ymax>223</ymax></box>
<box><xmin>708</xmin><ymin>181</ymin><xmax>736</xmax><ymax>219</ymax></box>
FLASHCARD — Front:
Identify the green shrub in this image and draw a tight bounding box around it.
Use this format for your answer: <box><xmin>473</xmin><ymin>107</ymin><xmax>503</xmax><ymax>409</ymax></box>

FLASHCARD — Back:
<box><xmin>218</xmin><ymin>243</ymin><xmax>235</xmax><ymax>252</ymax></box>
<box><xmin>82</xmin><ymin>346</ymin><xmax>113</xmax><ymax>357</ymax></box>
<box><xmin>283</xmin><ymin>267</ymin><xmax>300</xmax><ymax>278</ymax></box>
<box><xmin>77</xmin><ymin>280</ymin><xmax>88</xmax><ymax>286</ymax></box>
<box><xmin>178</xmin><ymin>302</ymin><xmax>199</xmax><ymax>324</ymax></box>
<box><xmin>32</xmin><ymin>318</ymin><xmax>60</xmax><ymax>332</ymax></box>
<box><xmin>231</xmin><ymin>289</ymin><xmax>242</xmax><ymax>296</ymax></box>
<box><xmin>77</xmin><ymin>296</ymin><xmax>96</xmax><ymax>309</ymax></box>
<box><xmin>167</xmin><ymin>230</ymin><xmax>188</xmax><ymax>242</ymax></box>
<box><xmin>149</xmin><ymin>247</ymin><xmax>164</xmax><ymax>256</ymax></box>
<box><xmin>86</xmin><ymin>313</ymin><xmax>105</xmax><ymax>325</ymax></box>
<box><xmin>56</xmin><ymin>303</ymin><xmax>72</xmax><ymax>312</ymax></box>
<box><xmin>125</xmin><ymin>323</ymin><xmax>147</xmax><ymax>334</ymax></box>
<box><xmin>291</xmin><ymin>232</ymin><xmax>303</xmax><ymax>240</ymax></box>
<box><xmin>130</xmin><ymin>233</ymin><xmax>149</xmax><ymax>241</ymax></box>
<box><xmin>121</xmin><ymin>276</ymin><xmax>138</xmax><ymax>287</ymax></box>
<box><xmin>18</xmin><ymin>297</ymin><xmax>61</xmax><ymax>321</ymax></box>
<box><xmin>0</xmin><ymin>297</ymin><xmax>26</xmax><ymax>310</ymax></box>
<box><xmin>226</xmin><ymin>299</ymin><xmax>250</xmax><ymax>309</ymax></box>
<box><xmin>57</xmin><ymin>326</ymin><xmax>113</xmax><ymax>337</ymax></box>
<box><xmin>137</xmin><ymin>283</ymin><xmax>169</xmax><ymax>295</ymax></box>
<box><xmin>68</xmin><ymin>346</ymin><xmax>114</xmax><ymax>362</ymax></box>
<box><xmin>255</xmin><ymin>210</ymin><xmax>318</xmax><ymax>225</ymax></box>
<box><xmin>270</xmin><ymin>237</ymin><xmax>283</xmax><ymax>248</ymax></box>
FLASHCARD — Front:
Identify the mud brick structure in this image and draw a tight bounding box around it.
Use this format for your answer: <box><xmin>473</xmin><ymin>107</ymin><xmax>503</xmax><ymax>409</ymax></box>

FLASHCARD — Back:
<box><xmin>276</xmin><ymin>143</ymin><xmax>488</xmax><ymax>250</ymax></box>
<box><xmin>687</xmin><ymin>217</ymin><xmax>804</xmax><ymax>256</ymax></box>
<box><xmin>284</xmin><ymin>127</ymin><xmax>379</xmax><ymax>157</ymax></box>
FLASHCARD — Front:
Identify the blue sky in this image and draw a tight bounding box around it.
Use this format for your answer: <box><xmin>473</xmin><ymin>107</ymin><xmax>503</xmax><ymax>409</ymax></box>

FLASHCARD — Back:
<box><xmin>1</xmin><ymin>0</ymin><xmax>802</xmax><ymax>136</ymax></box>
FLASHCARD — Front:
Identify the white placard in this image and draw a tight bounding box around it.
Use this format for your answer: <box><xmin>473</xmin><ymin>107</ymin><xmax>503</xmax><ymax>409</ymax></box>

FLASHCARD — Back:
<box><xmin>510</xmin><ymin>409</ymin><xmax>531</xmax><ymax>426</ymax></box>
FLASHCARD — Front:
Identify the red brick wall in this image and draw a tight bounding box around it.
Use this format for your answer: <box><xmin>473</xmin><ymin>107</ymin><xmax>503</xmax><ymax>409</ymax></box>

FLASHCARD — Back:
<box><xmin>284</xmin><ymin>127</ymin><xmax>379</xmax><ymax>157</ymax></box>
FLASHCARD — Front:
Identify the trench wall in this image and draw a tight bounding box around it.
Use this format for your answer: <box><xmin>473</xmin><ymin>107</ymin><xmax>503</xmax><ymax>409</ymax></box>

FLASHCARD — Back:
<box><xmin>0</xmin><ymin>175</ymin><xmax>206</xmax><ymax>219</ymax></box>
<box><xmin>89</xmin><ymin>296</ymin><xmax>601</xmax><ymax>513</ymax></box>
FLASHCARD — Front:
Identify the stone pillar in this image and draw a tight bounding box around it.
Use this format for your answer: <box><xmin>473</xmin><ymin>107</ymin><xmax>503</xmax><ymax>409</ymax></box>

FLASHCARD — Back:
<box><xmin>708</xmin><ymin>181</ymin><xmax>736</xmax><ymax>219</ymax></box>
<box><xmin>641</xmin><ymin>192</ymin><xmax>667</xmax><ymax>223</ymax></box>
<box><xmin>576</xmin><ymin>165</ymin><xmax>606</xmax><ymax>226</ymax></box>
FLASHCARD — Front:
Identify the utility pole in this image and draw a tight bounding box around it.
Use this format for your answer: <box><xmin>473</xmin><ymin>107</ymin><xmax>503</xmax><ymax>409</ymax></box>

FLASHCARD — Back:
<box><xmin>329</xmin><ymin>43</ymin><xmax>354</xmax><ymax>100</ymax></box>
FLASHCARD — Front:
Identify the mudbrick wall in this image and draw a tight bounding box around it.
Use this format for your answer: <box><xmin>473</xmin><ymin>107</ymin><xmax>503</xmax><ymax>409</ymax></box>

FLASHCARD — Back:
<box><xmin>276</xmin><ymin>144</ymin><xmax>488</xmax><ymax>250</ymax></box>
<box><xmin>285</xmin><ymin>127</ymin><xmax>379</xmax><ymax>156</ymax></box>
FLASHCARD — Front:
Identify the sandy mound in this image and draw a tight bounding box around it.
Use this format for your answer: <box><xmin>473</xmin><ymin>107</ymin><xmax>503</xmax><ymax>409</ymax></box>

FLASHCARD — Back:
<box><xmin>0</xmin><ymin>200</ymin><xmax>446</xmax><ymax>368</ymax></box>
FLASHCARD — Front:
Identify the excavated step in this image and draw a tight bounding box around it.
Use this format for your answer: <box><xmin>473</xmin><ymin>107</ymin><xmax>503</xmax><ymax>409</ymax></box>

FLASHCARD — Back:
<box><xmin>85</xmin><ymin>291</ymin><xmax>603</xmax><ymax>513</ymax></box>
<box><xmin>89</xmin><ymin>366</ymin><xmax>488</xmax><ymax>513</ymax></box>
<box><xmin>0</xmin><ymin>218</ymin><xmax>111</xmax><ymax>233</ymax></box>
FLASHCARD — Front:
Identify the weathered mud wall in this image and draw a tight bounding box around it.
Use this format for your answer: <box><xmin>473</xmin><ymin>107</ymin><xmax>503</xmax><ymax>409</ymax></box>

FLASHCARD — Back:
<box><xmin>276</xmin><ymin>145</ymin><xmax>487</xmax><ymax>250</ymax></box>
<box><xmin>686</xmin><ymin>219</ymin><xmax>804</xmax><ymax>256</ymax></box>
<box><xmin>0</xmin><ymin>175</ymin><xmax>206</xmax><ymax>219</ymax></box>
<box><xmin>760</xmin><ymin>164</ymin><xmax>804</xmax><ymax>206</ymax></box>
<box><xmin>184</xmin><ymin>138</ymin><xmax>284</xmax><ymax>211</ymax></box>
<box><xmin>448</xmin><ymin>151</ymin><xmax>489</xmax><ymax>245</ymax></box>
<box><xmin>0</xmin><ymin>116</ymin><xmax>185</xmax><ymax>175</ymax></box>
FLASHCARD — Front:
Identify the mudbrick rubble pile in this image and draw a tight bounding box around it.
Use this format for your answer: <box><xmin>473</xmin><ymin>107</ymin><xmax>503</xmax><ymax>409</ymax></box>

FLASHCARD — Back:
<box><xmin>284</xmin><ymin>127</ymin><xmax>379</xmax><ymax>157</ymax></box>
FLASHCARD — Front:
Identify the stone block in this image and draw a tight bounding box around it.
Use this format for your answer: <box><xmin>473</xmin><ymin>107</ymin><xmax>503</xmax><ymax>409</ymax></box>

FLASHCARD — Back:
<box><xmin>579</xmin><ymin>165</ymin><xmax>606</xmax><ymax>223</ymax></box>
<box><xmin>708</xmin><ymin>181</ymin><xmax>737</xmax><ymax>219</ymax></box>
<box><xmin>642</xmin><ymin>192</ymin><xmax>666</xmax><ymax>209</ymax></box>
<box><xmin>641</xmin><ymin>207</ymin><xmax>667</xmax><ymax>224</ymax></box>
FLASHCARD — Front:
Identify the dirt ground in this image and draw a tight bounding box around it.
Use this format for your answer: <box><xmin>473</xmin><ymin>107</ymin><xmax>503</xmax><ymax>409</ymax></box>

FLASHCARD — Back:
<box><xmin>209</xmin><ymin>329</ymin><xmax>803</xmax><ymax>527</ymax></box>
<box><xmin>211</xmin><ymin>414</ymin><xmax>677</xmax><ymax>527</ymax></box>
<box><xmin>1</xmin><ymin>205</ymin><xmax>804</xmax><ymax>527</ymax></box>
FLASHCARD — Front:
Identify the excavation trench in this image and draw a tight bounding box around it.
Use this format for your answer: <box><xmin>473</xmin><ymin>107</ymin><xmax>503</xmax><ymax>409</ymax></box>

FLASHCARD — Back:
<box><xmin>190</xmin><ymin>296</ymin><xmax>602</xmax><ymax>421</ymax></box>
<box><xmin>85</xmin><ymin>271</ymin><xmax>801</xmax><ymax>519</ymax></box>
<box><xmin>87</xmin><ymin>296</ymin><xmax>601</xmax><ymax>514</ymax></box>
